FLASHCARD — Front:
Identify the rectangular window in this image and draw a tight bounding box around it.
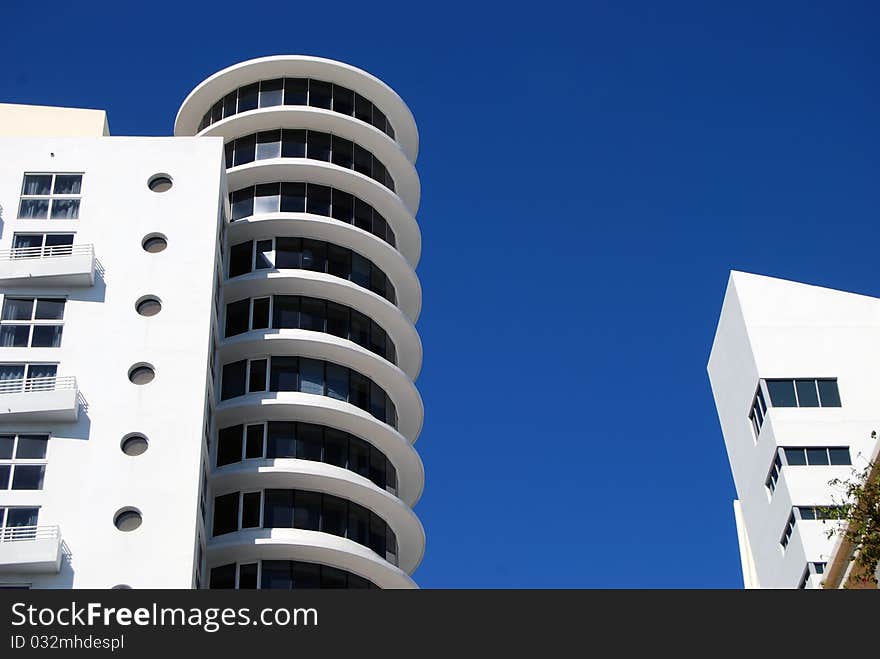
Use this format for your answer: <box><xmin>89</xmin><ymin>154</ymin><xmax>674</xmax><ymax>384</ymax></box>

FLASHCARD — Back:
<box><xmin>267</xmin><ymin>422</ymin><xmax>296</xmax><ymax>459</ymax></box>
<box><xmin>259</xmin><ymin>79</ymin><xmax>284</xmax><ymax>108</ymax></box>
<box><xmin>241</xmin><ymin>491</ymin><xmax>262</xmax><ymax>528</ymax></box>
<box><xmin>281</xmin><ymin>129</ymin><xmax>307</xmax><ymax>158</ymax></box>
<box><xmin>238</xmin><ymin>83</ymin><xmax>259</xmax><ymax>112</ymax></box>
<box><xmin>0</xmin><ymin>434</ymin><xmax>48</xmax><ymax>491</ymax></box>
<box><xmin>245</xmin><ymin>424</ymin><xmax>265</xmax><ymax>459</ymax></box>
<box><xmin>274</xmin><ymin>237</ymin><xmax>301</xmax><ymax>269</ymax></box>
<box><xmin>332</xmin><ymin>85</ymin><xmax>355</xmax><ymax>116</ymax></box>
<box><xmin>217</xmin><ymin>425</ymin><xmax>243</xmax><ymax>467</ymax></box>
<box><xmin>18</xmin><ymin>173</ymin><xmax>82</xmax><ymax>219</ymax></box>
<box><xmin>280</xmin><ymin>181</ymin><xmax>306</xmax><ymax>212</ymax></box>
<box><xmin>253</xmin><ymin>183</ymin><xmax>280</xmax><ymax>214</ymax></box>
<box><xmin>263</xmin><ymin>489</ymin><xmax>294</xmax><ymax>528</ymax></box>
<box><xmin>284</xmin><ymin>78</ymin><xmax>308</xmax><ymax>105</ymax></box>
<box><xmin>11</xmin><ymin>233</ymin><xmax>74</xmax><ymax>257</ymax></box>
<box><xmin>229</xmin><ymin>241</ymin><xmax>253</xmax><ymax>278</ymax></box>
<box><xmin>256</xmin><ymin>130</ymin><xmax>282</xmax><ymax>160</ymax></box>
<box><xmin>212</xmin><ymin>493</ymin><xmax>240</xmax><ymax>536</ymax></box>
<box><xmin>230</xmin><ymin>188</ymin><xmax>255</xmax><ymax>221</ymax></box>
<box><xmin>766</xmin><ymin>378</ymin><xmax>841</xmax><ymax>408</ymax></box>
<box><xmin>308</xmin><ymin>80</ymin><xmax>333</xmax><ymax>109</ymax></box>
<box><xmin>298</xmin><ymin>358</ymin><xmax>325</xmax><ymax>396</ymax></box>
<box><xmin>306</xmin><ymin>183</ymin><xmax>332</xmax><ymax>216</ymax></box>
<box><xmin>272</xmin><ymin>295</ymin><xmax>299</xmax><ymax>329</ymax></box>
<box><xmin>783</xmin><ymin>447</ymin><xmax>851</xmax><ymax>467</ymax></box>
<box><xmin>224</xmin><ymin>299</ymin><xmax>250</xmax><ymax>337</ymax></box>
<box><xmin>248</xmin><ymin>359</ymin><xmax>267</xmax><ymax>393</ymax></box>
<box><xmin>270</xmin><ymin>356</ymin><xmax>299</xmax><ymax>392</ymax></box>
<box><xmin>251</xmin><ymin>298</ymin><xmax>270</xmax><ymax>330</ymax></box>
<box><xmin>220</xmin><ymin>361</ymin><xmax>247</xmax><ymax>400</ymax></box>
<box><xmin>298</xmin><ymin>424</ymin><xmax>323</xmax><ymax>461</ymax></box>
<box><xmin>307</xmin><ymin>131</ymin><xmax>331</xmax><ymax>161</ymax></box>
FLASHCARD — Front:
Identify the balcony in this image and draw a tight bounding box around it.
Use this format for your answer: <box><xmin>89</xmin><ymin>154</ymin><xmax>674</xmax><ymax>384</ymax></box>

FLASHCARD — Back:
<box><xmin>0</xmin><ymin>376</ymin><xmax>79</xmax><ymax>421</ymax></box>
<box><xmin>0</xmin><ymin>526</ymin><xmax>63</xmax><ymax>573</ymax></box>
<box><xmin>0</xmin><ymin>244</ymin><xmax>95</xmax><ymax>287</ymax></box>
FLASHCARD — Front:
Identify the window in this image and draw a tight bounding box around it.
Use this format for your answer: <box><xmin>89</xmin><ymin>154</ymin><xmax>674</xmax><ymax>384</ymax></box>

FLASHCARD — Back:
<box><xmin>226</xmin><ymin>239</ymin><xmax>396</xmax><ymax>305</ymax></box>
<box><xmin>213</xmin><ymin>489</ymin><xmax>398</xmax><ymax>564</ymax></box>
<box><xmin>0</xmin><ymin>298</ymin><xmax>65</xmax><ymax>348</ymax></box>
<box><xmin>0</xmin><ymin>434</ymin><xmax>48</xmax><ymax>490</ymax></box>
<box><xmin>766</xmin><ymin>378</ymin><xmax>841</xmax><ymax>408</ymax></box>
<box><xmin>209</xmin><ymin>560</ymin><xmax>377</xmax><ymax>589</ymax></box>
<box><xmin>11</xmin><ymin>233</ymin><xmax>74</xmax><ymax>258</ymax></box>
<box><xmin>228</xmin><ymin>182</ymin><xmax>396</xmax><ymax>246</ymax></box>
<box><xmin>223</xmin><ymin>130</ymin><xmax>395</xmax><ymax>192</ymax></box>
<box><xmin>781</xmin><ymin>506</ymin><xmax>844</xmax><ymax>550</ymax></box>
<box><xmin>751</xmin><ymin>379</ymin><xmax>841</xmax><ymax>439</ymax></box>
<box><xmin>219</xmin><ymin>357</ymin><xmax>396</xmax><ymax>427</ymax></box>
<box><xmin>766</xmin><ymin>447</ymin><xmax>851</xmax><ymax>495</ymax></box>
<box><xmin>18</xmin><ymin>174</ymin><xmax>82</xmax><ymax>219</ymax></box>
<box><xmin>0</xmin><ymin>507</ymin><xmax>39</xmax><ymax>540</ymax></box>
<box><xmin>0</xmin><ymin>363</ymin><xmax>57</xmax><ymax>390</ymax></box>
<box><xmin>199</xmin><ymin>78</ymin><xmax>397</xmax><ymax>140</ymax></box>
<box><xmin>798</xmin><ymin>562</ymin><xmax>827</xmax><ymax>589</ymax></box>
<box><xmin>217</xmin><ymin>420</ymin><xmax>398</xmax><ymax>493</ymax></box>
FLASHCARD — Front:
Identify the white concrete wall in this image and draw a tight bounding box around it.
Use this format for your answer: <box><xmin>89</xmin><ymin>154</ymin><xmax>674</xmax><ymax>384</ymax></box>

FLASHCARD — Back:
<box><xmin>0</xmin><ymin>136</ymin><xmax>225</xmax><ymax>587</ymax></box>
<box><xmin>708</xmin><ymin>271</ymin><xmax>880</xmax><ymax>588</ymax></box>
<box><xmin>0</xmin><ymin>104</ymin><xmax>109</xmax><ymax>137</ymax></box>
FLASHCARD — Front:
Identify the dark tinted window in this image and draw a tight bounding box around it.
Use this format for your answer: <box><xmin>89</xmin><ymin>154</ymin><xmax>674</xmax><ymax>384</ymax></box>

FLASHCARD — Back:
<box><xmin>225</xmin><ymin>299</ymin><xmax>250</xmax><ymax>337</ymax></box>
<box><xmin>281</xmin><ymin>129</ymin><xmax>307</xmax><ymax>158</ymax></box>
<box><xmin>767</xmin><ymin>380</ymin><xmax>797</xmax><ymax>407</ymax></box>
<box><xmin>238</xmin><ymin>83</ymin><xmax>259</xmax><ymax>112</ymax></box>
<box><xmin>795</xmin><ymin>380</ymin><xmax>820</xmax><ymax>407</ymax></box>
<box><xmin>309</xmin><ymin>80</ymin><xmax>333</xmax><ymax>109</ymax></box>
<box><xmin>210</xmin><ymin>564</ymin><xmax>236</xmax><ymax>589</ymax></box>
<box><xmin>332</xmin><ymin>85</ymin><xmax>354</xmax><ymax>115</ymax></box>
<box><xmin>829</xmin><ymin>448</ymin><xmax>851</xmax><ymax>465</ymax></box>
<box><xmin>280</xmin><ymin>182</ymin><xmax>306</xmax><ymax>212</ymax></box>
<box><xmin>259</xmin><ymin>78</ymin><xmax>283</xmax><ymax>107</ymax></box>
<box><xmin>213</xmin><ymin>493</ymin><xmax>239</xmax><ymax>536</ymax></box>
<box><xmin>217</xmin><ymin>425</ymin><xmax>243</xmax><ymax>466</ymax></box>
<box><xmin>817</xmin><ymin>380</ymin><xmax>841</xmax><ymax>407</ymax></box>
<box><xmin>263</xmin><ymin>489</ymin><xmax>294</xmax><ymax>528</ymax></box>
<box><xmin>284</xmin><ymin>78</ymin><xmax>308</xmax><ymax>105</ymax></box>
<box><xmin>221</xmin><ymin>361</ymin><xmax>247</xmax><ymax>400</ymax></box>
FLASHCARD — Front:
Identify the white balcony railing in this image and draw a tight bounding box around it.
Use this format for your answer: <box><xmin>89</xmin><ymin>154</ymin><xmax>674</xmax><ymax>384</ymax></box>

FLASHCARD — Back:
<box><xmin>0</xmin><ymin>376</ymin><xmax>77</xmax><ymax>395</ymax></box>
<box><xmin>0</xmin><ymin>525</ymin><xmax>63</xmax><ymax>573</ymax></box>
<box><xmin>0</xmin><ymin>376</ymin><xmax>79</xmax><ymax>421</ymax></box>
<box><xmin>0</xmin><ymin>244</ymin><xmax>95</xmax><ymax>287</ymax></box>
<box><xmin>0</xmin><ymin>244</ymin><xmax>93</xmax><ymax>261</ymax></box>
<box><xmin>0</xmin><ymin>525</ymin><xmax>60</xmax><ymax>544</ymax></box>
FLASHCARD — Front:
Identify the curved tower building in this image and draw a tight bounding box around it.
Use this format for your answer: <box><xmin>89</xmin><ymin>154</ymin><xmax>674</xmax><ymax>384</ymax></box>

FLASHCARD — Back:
<box><xmin>175</xmin><ymin>56</ymin><xmax>425</xmax><ymax>589</ymax></box>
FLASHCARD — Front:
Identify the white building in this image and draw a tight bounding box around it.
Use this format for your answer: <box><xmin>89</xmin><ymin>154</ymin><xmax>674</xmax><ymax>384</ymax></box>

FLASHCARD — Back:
<box><xmin>0</xmin><ymin>55</ymin><xmax>425</xmax><ymax>589</ymax></box>
<box><xmin>708</xmin><ymin>271</ymin><xmax>880</xmax><ymax>589</ymax></box>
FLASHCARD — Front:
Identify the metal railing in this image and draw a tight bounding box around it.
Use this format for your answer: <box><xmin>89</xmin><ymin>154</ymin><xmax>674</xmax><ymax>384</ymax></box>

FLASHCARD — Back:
<box><xmin>0</xmin><ymin>376</ymin><xmax>77</xmax><ymax>395</ymax></box>
<box><xmin>0</xmin><ymin>525</ymin><xmax>60</xmax><ymax>543</ymax></box>
<box><xmin>0</xmin><ymin>244</ymin><xmax>93</xmax><ymax>261</ymax></box>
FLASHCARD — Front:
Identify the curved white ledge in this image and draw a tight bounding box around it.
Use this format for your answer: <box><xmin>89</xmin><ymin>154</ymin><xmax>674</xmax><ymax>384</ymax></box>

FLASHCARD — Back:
<box><xmin>226</xmin><ymin>159</ymin><xmax>420</xmax><ymax>267</ymax></box>
<box><xmin>211</xmin><ymin>460</ymin><xmax>425</xmax><ymax>573</ymax></box>
<box><xmin>202</xmin><ymin>107</ymin><xmax>420</xmax><ymax>216</ymax></box>
<box><xmin>227</xmin><ymin>213</ymin><xmax>421</xmax><ymax>322</ymax></box>
<box><xmin>223</xmin><ymin>270</ymin><xmax>422</xmax><ymax>368</ymax></box>
<box><xmin>218</xmin><ymin>330</ymin><xmax>423</xmax><ymax>441</ymax></box>
<box><xmin>207</xmin><ymin>529</ymin><xmax>418</xmax><ymax>588</ymax></box>
<box><xmin>175</xmin><ymin>55</ymin><xmax>419</xmax><ymax>162</ymax></box>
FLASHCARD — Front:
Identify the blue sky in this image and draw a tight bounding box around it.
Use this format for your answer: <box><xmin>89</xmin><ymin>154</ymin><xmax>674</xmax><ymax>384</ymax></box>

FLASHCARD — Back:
<box><xmin>2</xmin><ymin>1</ymin><xmax>878</xmax><ymax>587</ymax></box>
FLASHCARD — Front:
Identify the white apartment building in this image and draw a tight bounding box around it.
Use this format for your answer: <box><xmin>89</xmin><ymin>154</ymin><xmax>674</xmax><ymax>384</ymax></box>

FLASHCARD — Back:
<box><xmin>708</xmin><ymin>271</ymin><xmax>880</xmax><ymax>589</ymax></box>
<box><xmin>0</xmin><ymin>55</ymin><xmax>425</xmax><ymax>590</ymax></box>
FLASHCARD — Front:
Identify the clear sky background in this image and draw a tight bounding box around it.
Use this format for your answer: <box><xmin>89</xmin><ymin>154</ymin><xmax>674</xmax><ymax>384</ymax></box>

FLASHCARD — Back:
<box><xmin>2</xmin><ymin>1</ymin><xmax>878</xmax><ymax>587</ymax></box>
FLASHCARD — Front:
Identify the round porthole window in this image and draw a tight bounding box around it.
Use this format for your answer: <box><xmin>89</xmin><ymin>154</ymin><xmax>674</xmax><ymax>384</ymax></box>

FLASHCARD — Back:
<box><xmin>128</xmin><ymin>364</ymin><xmax>155</xmax><ymax>385</ymax></box>
<box><xmin>142</xmin><ymin>234</ymin><xmax>168</xmax><ymax>253</ymax></box>
<box><xmin>121</xmin><ymin>434</ymin><xmax>148</xmax><ymax>456</ymax></box>
<box><xmin>148</xmin><ymin>174</ymin><xmax>173</xmax><ymax>192</ymax></box>
<box><xmin>114</xmin><ymin>508</ymin><xmax>142</xmax><ymax>532</ymax></box>
<box><xmin>135</xmin><ymin>296</ymin><xmax>162</xmax><ymax>317</ymax></box>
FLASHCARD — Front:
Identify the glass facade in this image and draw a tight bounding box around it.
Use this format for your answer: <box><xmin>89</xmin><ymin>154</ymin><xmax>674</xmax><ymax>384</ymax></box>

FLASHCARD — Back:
<box><xmin>197</xmin><ymin>77</ymin><xmax>396</xmax><ymax>140</ymax></box>
<box><xmin>223</xmin><ymin>130</ymin><xmax>395</xmax><ymax>193</ymax></box>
